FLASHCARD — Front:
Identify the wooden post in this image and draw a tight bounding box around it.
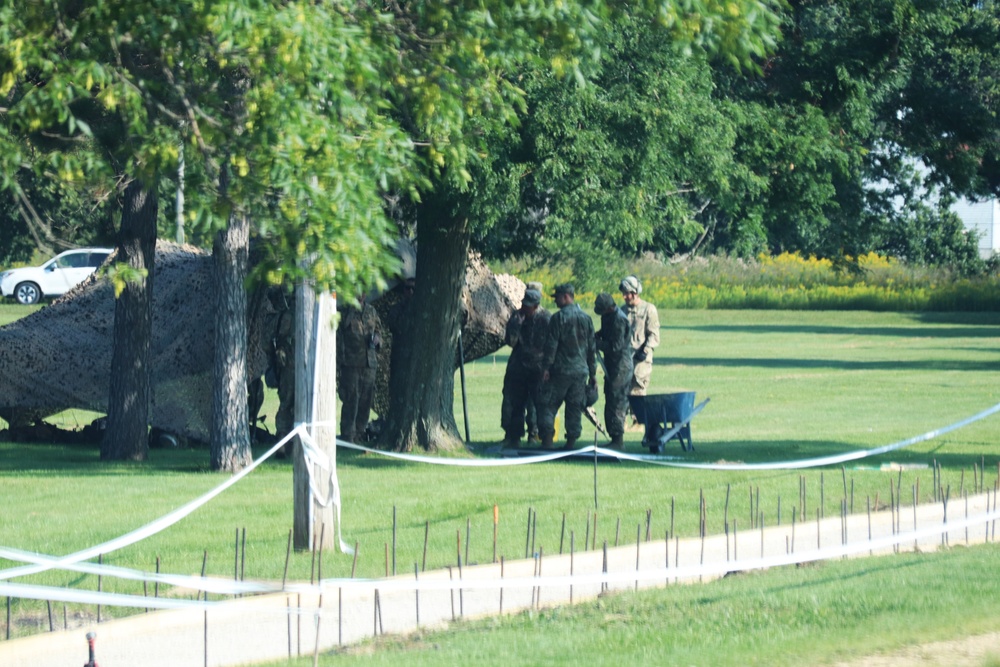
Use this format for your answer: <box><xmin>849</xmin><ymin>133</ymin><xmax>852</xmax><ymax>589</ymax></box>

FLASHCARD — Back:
<box><xmin>293</xmin><ymin>285</ymin><xmax>337</xmax><ymax>551</ymax></box>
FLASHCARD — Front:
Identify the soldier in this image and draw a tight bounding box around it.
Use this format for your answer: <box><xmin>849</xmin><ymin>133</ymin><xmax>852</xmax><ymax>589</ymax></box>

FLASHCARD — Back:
<box><xmin>619</xmin><ymin>275</ymin><xmax>660</xmax><ymax>396</ymax></box>
<box><xmin>500</xmin><ymin>286</ymin><xmax>550</xmax><ymax>448</ymax></box>
<box><xmin>594</xmin><ymin>292</ymin><xmax>633</xmax><ymax>449</ymax></box>
<box><xmin>336</xmin><ymin>294</ymin><xmax>382</xmax><ymax>443</ymax></box>
<box><xmin>539</xmin><ymin>284</ymin><xmax>597</xmax><ymax>450</ymax></box>
<box><xmin>386</xmin><ymin>276</ymin><xmax>415</xmax><ymax>401</ymax></box>
<box><xmin>268</xmin><ymin>298</ymin><xmax>295</xmax><ymax>442</ymax></box>
<box><xmin>523</xmin><ymin>281</ymin><xmax>544</xmax><ymax>443</ymax></box>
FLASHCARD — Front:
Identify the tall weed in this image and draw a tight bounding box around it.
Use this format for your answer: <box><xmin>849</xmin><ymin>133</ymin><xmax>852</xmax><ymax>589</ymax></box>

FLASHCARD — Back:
<box><xmin>492</xmin><ymin>251</ymin><xmax>1000</xmax><ymax>311</ymax></box>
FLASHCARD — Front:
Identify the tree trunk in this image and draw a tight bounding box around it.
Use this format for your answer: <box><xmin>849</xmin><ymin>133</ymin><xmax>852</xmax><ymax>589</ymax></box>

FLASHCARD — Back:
<box><xmin>380</xmin><ymin>204</ymin><xmax>468</xmax><ymax>452</ymax></box>
<box><xmin>210</xmin><ymin>210</ymin><xmax>252</xmax><ymax>472</ymax></box>
<box><xmin>101</xmin><ymin>179</ymin><xmax>157</xmax><ymax>461</ymax></box>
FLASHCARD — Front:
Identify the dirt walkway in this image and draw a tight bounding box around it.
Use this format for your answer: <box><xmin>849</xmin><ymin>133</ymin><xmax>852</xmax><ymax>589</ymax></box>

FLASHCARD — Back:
<box><xmin>832</xmin><ymin>632</ymin><xmax>1000</xmax><ymax>667</ymax></box>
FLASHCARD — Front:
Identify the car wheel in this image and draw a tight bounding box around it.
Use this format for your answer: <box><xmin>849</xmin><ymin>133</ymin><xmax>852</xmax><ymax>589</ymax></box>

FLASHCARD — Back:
<box><xmin>14</xmin><ymin>282</ymin><xmax>41</xmax><ymax>305</ymax></box>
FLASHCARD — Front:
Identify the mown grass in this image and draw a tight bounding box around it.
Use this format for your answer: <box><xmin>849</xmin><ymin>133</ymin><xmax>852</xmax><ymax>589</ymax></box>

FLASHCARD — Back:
<box><xmin>274</xmin><ymin>545</ymin><xmax>1000</xmax><ymax>667</ymax></box>
<box><xmin>0</xmin><ymin>303</ymin><xmax>40</xmax><ymax>326</ymax></box>
<box><xmin>1</xmin><ymin>308</ymin><xmax>999</xmax><ymax>662</ymax></box>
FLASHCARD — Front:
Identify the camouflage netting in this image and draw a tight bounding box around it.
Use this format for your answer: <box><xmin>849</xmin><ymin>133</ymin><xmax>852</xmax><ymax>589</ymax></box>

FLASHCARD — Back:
<box><xmin>369</xmin><ymin>251</ymin><xmax>524</xmax><ymax>416</ymax></box>
<box><xmin>0</xmin><ymin>240</ymin><xmax>525</xmax><ymax>442</ymax></box>
<box><xmin>0</xmin><ymin>241</ymin><xmax>278</xmax><ymax>443</ymax></box>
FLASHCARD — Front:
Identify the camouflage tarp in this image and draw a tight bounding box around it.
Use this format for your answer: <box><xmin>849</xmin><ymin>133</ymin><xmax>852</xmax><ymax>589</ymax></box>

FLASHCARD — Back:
<box><xmin>0</xmin><ymin>241</ymin><xmax>525</xmax><ymax>443</ymax></box>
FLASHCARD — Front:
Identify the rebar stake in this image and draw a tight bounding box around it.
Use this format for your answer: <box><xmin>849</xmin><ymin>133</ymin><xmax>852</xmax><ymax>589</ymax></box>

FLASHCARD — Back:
<box><xmin>84</xmin><ymin>631</ymin><xmax>98</xmax><ymax>667</ymax></box>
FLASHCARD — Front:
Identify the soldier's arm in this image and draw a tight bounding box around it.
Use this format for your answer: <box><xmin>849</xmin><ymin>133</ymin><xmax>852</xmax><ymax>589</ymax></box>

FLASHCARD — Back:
<box><xmin>504</xmin><ymin>313</ymin><xmax>522</xmax><ymax>348</ymax></box>
<box><xmin>586</xmin><ymin>320</ymin><xmax>597</xmax><ymax>380</ymax></box>
<box><xmin>541</xmin><ymin>315</ymin><xmax>560</xmax><ymax>373</ymax></box>
<box><xmin>644</xmin><ymin>304</ymin><xmax>661</xmax><ymax>354</ymax></box>
<box><xmin>371</xmin><ymin>309</ymin><xmax>384</xmax><ymax>348</ymax></box>
<box><xmin>613</xmin><ymin>317</ymin><xmax>631</xmax><ymax>356</ymax></box>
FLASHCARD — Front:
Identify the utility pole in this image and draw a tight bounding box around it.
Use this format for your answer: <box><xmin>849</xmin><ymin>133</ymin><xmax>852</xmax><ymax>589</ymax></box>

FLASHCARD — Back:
<box><xmin>293</xmin><ymin>283</ymin><xmax>338</xmax><ymax>551</ymax></box>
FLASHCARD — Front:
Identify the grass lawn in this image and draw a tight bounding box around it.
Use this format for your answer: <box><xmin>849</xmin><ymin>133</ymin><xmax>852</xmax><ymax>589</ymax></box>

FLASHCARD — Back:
<box><xmin>275</xmin><ymin>544</ymin><xmax>1000</xmax><ymax>667</ymax></box>
<box><xmin>1</xmin><ymin>308</ymin><xmax>999</xmax><ymax>661</ymax></box>
<box><xmin>0</xmin><ymin>303</ymin><xmax>40</xmax><ymax>326</ymax></box>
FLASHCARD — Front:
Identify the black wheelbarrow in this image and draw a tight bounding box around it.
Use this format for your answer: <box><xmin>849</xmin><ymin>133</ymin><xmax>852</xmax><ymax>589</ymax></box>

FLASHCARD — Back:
<box><xmin>628</xmin><ymin>392</ymin><xmax>709</xmax><ymax>453</ymax></box>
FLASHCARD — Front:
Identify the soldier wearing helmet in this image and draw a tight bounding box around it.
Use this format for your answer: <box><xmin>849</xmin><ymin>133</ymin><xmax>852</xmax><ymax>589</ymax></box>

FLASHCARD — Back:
<box><xmin>618</xmin><ymin>275</ymin><xmax>660</xmax><ymax>396</ymax></box>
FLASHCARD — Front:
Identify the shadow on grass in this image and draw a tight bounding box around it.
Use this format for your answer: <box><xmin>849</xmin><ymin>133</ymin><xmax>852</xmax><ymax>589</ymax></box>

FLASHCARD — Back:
<box><xmin>690</xmin><ymin>438</ymin><xmax>997</xmax><ymax>471</ymax></box>
<box><xmin>675</xmin><ymin>322</ymin><xmax>1000</xmax><ymax>339</ymax></box>
<box><xmin>664</xmin><ymin>356</ymin><xmax>1000</xmax><ymax>372</ymax></box>
<box><xmin>4</xmin><ymin>435</ymin><xmax>994</xmax><ymax>478</ymax></box>
<box><xmin>692</xmin><ymin>557</ymin><xmax>926</xmax><ymax>607</ymax></box>
<box><xmin>0</xmin><ymin>442</ymin><xmax>218</xmax><ymax>475</ymax></box>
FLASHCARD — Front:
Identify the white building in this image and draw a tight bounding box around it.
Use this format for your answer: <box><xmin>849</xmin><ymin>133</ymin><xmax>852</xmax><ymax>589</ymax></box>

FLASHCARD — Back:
<box><xmin>954</xmin><ymin>197</ymin><xmax>1000</xmax><ymax>259</ymax></box>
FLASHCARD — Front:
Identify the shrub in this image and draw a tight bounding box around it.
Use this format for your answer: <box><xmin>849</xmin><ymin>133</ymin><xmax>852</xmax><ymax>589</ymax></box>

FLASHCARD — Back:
<box><xmin>490</xmin><ymin>251</ymin><xmax>1000</xmax><ymax>311</ymax></box>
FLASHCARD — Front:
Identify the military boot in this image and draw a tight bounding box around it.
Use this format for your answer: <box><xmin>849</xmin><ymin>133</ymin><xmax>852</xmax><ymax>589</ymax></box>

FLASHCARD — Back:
<box><xmin>607</xmin><ymin>436</ymin><xmax>624</xmax><ymax>450</ymax></box>
<box><xmin>562</xmin><ymin>437</ymin><xmax>577</xmax><ymax>451</ymax></box>
<box><xmin>541</xmin><ymin>434</ymin><xmax>555</xmax><ymax>449</ymax></box>
<box><xmin>501</xmin><ymin>434</ymin><xmax>520</xmax><ymax>449</ymax></box>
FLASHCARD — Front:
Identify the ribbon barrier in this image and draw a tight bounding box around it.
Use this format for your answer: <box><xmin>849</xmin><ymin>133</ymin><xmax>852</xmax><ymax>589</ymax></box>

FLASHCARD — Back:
<box><xmin>332</xmin><ymin>400</ymin><xmax>1000</xmax><ymax>471</ymax></box>
<box><xmin>0</xmin><ymin>427</ymin><xmax>303</xmax><ymax>583</ymax></box>
<box><xmin>2</xmin><ymin>503</ymin><xmax>999</xmax><ymax>611</ymax></box>
<box><xmin>0</xmin><ymin>401</ymin><xmax>997</xmax><ymax>606</ymax></box>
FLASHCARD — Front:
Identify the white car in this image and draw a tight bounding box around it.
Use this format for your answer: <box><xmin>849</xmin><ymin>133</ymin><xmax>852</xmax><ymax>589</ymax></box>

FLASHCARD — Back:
<box><xmin>0</xmin><ymin>248</ymin><xmax>113</xmax><ymax>305</ymax></box>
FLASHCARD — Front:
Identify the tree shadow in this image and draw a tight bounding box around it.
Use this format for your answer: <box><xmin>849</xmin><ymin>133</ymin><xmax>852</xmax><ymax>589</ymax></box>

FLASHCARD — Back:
<box><xmin>663</xmin><ymin>356</ymin><xmax>1000</xmax><ymax>372</ymax></box>
<box><xmin>681</xmin><ymin>438</ymin><xmax>998</xmax><ymax>470</ymax></box>
<box><xmin>676</xmin><ymin>319</ymin><xmax>1000</xmax><ymax>339</ymax></box>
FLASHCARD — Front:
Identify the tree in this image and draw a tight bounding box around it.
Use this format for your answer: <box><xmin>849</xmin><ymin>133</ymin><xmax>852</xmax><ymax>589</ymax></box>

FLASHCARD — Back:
<box><xmin>103</xmin><ymin>181</ymin><xmax>157</xmax><ymax>461</ymax></box>
<box><xmin>0</xmin><ymin>170</ymin><xmax>116</xmax><ymax>266</ymax></box>
<box><xmin>376</xmin><ymin>0</ymin><xmax>783</xmax><ymax>452</ymax></box>
<box><xmin>711</xmin><ymin>0</ymin><xmax>1000</xmax><ymax>261</ymax></box>
<box><xmin>1</xmin><ymin>1</ymin><xmax>416</xmax><ymax>469</ymax></box>
<box><xmin>475</xmin><ymin>15</ymin><xmax>746</xmax><ymax>282</ymax></box>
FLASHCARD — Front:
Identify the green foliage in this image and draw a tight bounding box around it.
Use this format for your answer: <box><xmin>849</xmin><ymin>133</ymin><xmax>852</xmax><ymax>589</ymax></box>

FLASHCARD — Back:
<box><xmin>473</xmin><ymin>16</ymin><xmax>746</xmax><ymax>260</ymax></box>
<box><xmin>0</xmin><ymin>0</ymin><xmax>416</xmax><ymax>299</ymax></box>
<box><xmin>469</xmin><ymin>0</ymin><xmax>998</xmax><ymax>272</ymax></box>
<box><xmin>494</xmin><ymin>250</ymin><xmax>1000</xmax><ymax>311</ymax></box>
<box><xmin>717</xmin><ymin>0</ymin><xmax>1000</xmax><ymax>260</ymax></box>
<box><xmin>104</xmin><ymin>263</ymin><xmax>150</xmax><ymax>298</ymax></box>
<box><xmin>0</xmin><ymin>160</ymin><xmax>116</xmax><ymax>265</ymax></box>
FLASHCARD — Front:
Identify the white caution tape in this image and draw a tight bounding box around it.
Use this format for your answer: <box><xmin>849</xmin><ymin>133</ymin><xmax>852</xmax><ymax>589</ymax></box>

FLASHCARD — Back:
<box><xmin>0</xmin><ymin>580</ymin><xmax>217</xmax><ymax>610</ymax></box>
<box><xmin>297</xmin><ymin>427</ymin><xmax>354</xmax><ymax>556</ymax></box>
<box><xmin>0</xmin><ymin>426</ymin><xmax>303</xmax><ymax>583</ymax></box>
<box><xmin>0</xmin><ymin>546</ymin><xmax>274</xmax><ymax>596</ymax></box>
<box><xmin>3</xmin><ymin>504</ymin><xmax>997</xmax><ymax>610</ymax></box>
<box><xmin>0</xmin><ymin>401</ymin><xmax>995</xmax><ymax>597</ymax></box>
<box><xmin>325</xmin><ymin>400</ymin><xmax>1000</xmax><ymax>471</ymax></box>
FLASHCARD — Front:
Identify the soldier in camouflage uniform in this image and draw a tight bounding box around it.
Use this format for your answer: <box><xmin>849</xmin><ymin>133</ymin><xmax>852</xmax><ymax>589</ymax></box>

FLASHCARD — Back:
<box><xmin>523</xmin><ymin>281</ymin><xmax>544</xmax><ymax>443</ymax></box>
<box><xmin>336</xmin><ymin>295</ymin><xmax>382</xmax><ymax>443</ymax></box>
<box><xmin>539</xmin><ymin>284</ymin><xmax>597</xmax><ymax>450</ymax></box>
<box><xmin>594</xmin><ymin>292</ymin><xmax>633</xmax><ymax>448</ymax></box>
<box><xmin>500</xmin><ymin>287</ymin><xmax>550</xmax><ymax>448</ymax></box>
<box><xmin>619</xmin><ymin>275</ymin><xmax>660</xmax><ymax>396</ymax></box>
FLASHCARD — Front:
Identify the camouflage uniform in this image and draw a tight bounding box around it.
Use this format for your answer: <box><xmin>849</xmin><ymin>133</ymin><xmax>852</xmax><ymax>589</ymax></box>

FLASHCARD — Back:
<box><xmin>539</xmin><ymin>294</ymin><xmax>596</xmax><ymax>445</ymax></box>
<box><xmin>596</xmin><ymin>305</ymin><xmax>633</xmax><ymax>442</ymax></box>
<box><xmin>500</xmin><ymin>304</ymin><xmax>551</xmax><ymax>443</ymax></box>
<box><xmin>270</xmin><ymin>306</ymin><xmax>296</xmax><ymax>439</ymax></box>
<box><xmin>622</xmin><ymin>298</ymin><xmax>660</xmax><ymax>396</ymax></box>
<box><xmin>337</xmin><ymin>302</ymin><xmax>381</xmax><ymax>443</ymax></box>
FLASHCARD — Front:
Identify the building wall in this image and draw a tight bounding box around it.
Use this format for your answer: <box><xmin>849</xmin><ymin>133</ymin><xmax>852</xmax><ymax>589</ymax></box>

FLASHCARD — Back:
<box><xmin>954</xmin><ymin>198</ymin><xmax>1000</xmax><ymax>259</ymax></box>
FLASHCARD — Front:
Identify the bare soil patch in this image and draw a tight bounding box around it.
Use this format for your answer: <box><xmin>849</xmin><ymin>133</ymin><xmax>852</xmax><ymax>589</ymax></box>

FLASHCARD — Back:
<box><xmin>832</xmin><ymin>632</ymin><xmax>1000</xmax><ymax>667</ymax></box>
